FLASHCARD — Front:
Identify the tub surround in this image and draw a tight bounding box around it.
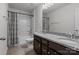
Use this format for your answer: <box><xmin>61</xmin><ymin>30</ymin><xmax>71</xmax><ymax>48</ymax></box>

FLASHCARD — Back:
<box><xmin>34</xmin><ymin>32</ymin><xmax>79</xmax><ymax>55</ymax></box>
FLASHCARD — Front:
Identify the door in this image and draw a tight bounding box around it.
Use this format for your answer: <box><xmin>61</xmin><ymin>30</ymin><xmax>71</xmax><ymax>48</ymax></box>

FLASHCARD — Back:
<box><xmin>0</xmin><ymin>3</ymin><xmax>8</xmax><ymax>55</ymax></box>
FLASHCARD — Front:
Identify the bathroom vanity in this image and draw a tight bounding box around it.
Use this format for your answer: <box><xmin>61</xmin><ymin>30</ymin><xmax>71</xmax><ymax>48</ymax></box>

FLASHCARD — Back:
<box><xmin>33</xmin><ymin>32</ymin><xmax>79</xmax><ymax>55</ymax></box>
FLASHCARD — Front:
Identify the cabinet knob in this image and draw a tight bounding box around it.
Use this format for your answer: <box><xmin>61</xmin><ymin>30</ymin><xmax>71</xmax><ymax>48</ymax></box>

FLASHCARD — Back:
<box><xmin>48</xmin><ymin>51</ymin><xmax>50</xmax><ymax>54</ymax></box>
<box><xmin>39</xmin><ymin>44</ymin><xmax>40</xmax><ymax>47</ymax></box>
<box><xmin>55</xmin><ymin>52</ymin><xmax>57</xmax><ymax>54</ymax></box>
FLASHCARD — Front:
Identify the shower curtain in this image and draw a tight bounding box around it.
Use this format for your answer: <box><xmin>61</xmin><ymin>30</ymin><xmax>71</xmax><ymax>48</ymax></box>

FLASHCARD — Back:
<box><xmin>7</xmin><ymin>11</ymin><xmax>18</xmax><ymax>47</ymax></box>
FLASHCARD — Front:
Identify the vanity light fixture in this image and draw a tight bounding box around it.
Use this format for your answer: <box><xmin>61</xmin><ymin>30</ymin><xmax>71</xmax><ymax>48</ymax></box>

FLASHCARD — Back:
<box><xmin>42</xmin><ymin>3</ymin><xmax>54</xmax><ymax>10</ymax></box>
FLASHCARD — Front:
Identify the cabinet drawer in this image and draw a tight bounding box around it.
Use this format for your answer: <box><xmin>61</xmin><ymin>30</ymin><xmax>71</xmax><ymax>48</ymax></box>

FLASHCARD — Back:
<box><xmin>49</xmin><ymin>41</ymin><xmax>66</xmax><ymax>50</ymax></box>
<box><xmin>42</xmin><ymin>39</ymin><xmax>48</xmax><ymax>45</ymax></box>
<box><xmin>49</xmin><ymin>41</ymin><xmax>69</xmax><ymax>54</ymax></box>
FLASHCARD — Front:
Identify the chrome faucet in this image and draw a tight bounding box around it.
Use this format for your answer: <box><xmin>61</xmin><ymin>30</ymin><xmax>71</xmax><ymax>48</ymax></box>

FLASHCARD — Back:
<box><xmin>66</xmin><ymin>30</ymin><xmax>78</xmax><ymax>40</ymax></box>
<box><xmin>69</xmin><ymin>32</ymin><xmax>73</xmax><ymax>39</ymax></box>
<box><xmin>75</xmin><ymin>29</ymin><xmax>78</xmax><ymax>35</ymax></box>
<box><xmin>66</xmin><ymin>32</ymin><xmax>73</xmax><ymax>39</ymax></box>
<box><xmin>73</xmin><ymin>29</ymin><xmax>78</xmax><ymax>39</ymax></box>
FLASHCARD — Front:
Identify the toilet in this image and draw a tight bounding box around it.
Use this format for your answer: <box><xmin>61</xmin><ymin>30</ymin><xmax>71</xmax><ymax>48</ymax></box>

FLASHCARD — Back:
<box><xmin>18</xmin><ymin>36</ymin><xmax>33</xmax><ymax>48</ymax></box>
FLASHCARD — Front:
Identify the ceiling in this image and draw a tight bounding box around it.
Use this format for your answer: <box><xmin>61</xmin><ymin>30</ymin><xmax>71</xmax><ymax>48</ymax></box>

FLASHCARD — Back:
<box><xmin>43</xmin><ymin>3</ymin><xmax>70</xmax><ymax>14</ymax></box>
<box><xmin>8</xmin><ymin>3</ymin><xmax>70</xmax><ymax>13</ymax></box>
<box><xmin>8</xmin><ymin>3</ymin><xmax>40</xmax><ymax>13</ymax></box>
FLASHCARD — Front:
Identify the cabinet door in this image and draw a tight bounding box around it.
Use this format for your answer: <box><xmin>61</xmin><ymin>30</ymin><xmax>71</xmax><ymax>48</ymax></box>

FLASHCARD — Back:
<box><xmin>42</xmin><ymin>39</ymin><xmax>48</xmax><ymax>45</ymax></box>
<box><xmin>48</xmin><ymin>48</ymin><xmax>59</xmax><ymax>55</ymax></box>
<box><xmin>42</xmin><ymin>44</ymin><xmax>48</xmax><ymax>55</ymax></box>
<box><xmin>41</xmin><ymin>39</ymin><xmax>48</xmax><ymax>55</ymax></box>
<box><xmin>34</xmin><ymin>39</ymin><xmax>41</xmax><ymax>54</ymax></box>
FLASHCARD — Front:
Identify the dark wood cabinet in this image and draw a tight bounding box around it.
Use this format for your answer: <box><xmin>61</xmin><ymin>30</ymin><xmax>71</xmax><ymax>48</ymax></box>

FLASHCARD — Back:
<box><xmin>34</xmin><ymin>35</ymin><xmax>41</xmax><ymax>54</ymax></box>
<box><xmin>34</xmin><ymin>35</ymin><xmax>79</xmax><ymax>55</ymax></box>
<box><xmin>41</xmin><ymin>39</ymin><xmax>48</xmax><ymax>55</ymax></box>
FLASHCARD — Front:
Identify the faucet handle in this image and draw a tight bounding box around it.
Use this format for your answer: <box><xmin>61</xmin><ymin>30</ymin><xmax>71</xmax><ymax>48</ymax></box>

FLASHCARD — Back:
<box><xmin>67</xmin><ymin>32</ymin><xmax>72</xmax><ymax>35</ymax></box>
<box><xmin>74</xmin><ymin>29</ymin><xmax>78</xmax><ymax>36</ymax></box>
<box><xmin>75</xmin><ymin>29</ymin><xmax>78</xmax><ymax>32</ymax></box>
<box><xmin>66</xmin><ymin>32</ymin><xmax>73</xmax><ymax>39</ymax></box>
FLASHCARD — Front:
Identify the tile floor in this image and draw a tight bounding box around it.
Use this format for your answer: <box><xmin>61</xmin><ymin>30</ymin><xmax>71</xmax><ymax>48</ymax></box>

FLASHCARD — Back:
<box><xmin>7</xmin><ymin>44</ymin><xmax>36</xmax><ymax>55</ymax></box>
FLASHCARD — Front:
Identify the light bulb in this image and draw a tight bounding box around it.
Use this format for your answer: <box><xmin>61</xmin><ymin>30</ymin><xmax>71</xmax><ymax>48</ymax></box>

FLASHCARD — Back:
<box><xmin>42</xmin><ymin>3</ymin><xmax>54</xmax><ymax>10</ymax></box>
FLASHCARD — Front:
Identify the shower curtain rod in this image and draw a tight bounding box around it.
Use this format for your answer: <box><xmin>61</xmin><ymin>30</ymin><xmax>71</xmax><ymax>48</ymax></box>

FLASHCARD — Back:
<box><xmin>8</xmin><ymin>11</ymin><xmax>49</xmax><ymax>19</ymax></box>
<box><xmin>8</xmin><ymin>11</ymin><xmax>33</xmax><ymax>16</ymax></box>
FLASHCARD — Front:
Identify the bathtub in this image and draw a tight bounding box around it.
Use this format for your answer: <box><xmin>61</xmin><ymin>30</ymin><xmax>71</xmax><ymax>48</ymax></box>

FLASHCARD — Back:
<box><xmin>18</xmin><ymin>35</ymin><xmax>33</xmax><ymax>45</ymax></box>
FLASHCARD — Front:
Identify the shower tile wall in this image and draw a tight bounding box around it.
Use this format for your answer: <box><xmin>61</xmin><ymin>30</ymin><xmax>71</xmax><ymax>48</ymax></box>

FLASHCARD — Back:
<box><xmin>17</xmin><ymin>14</ymin><xmax>31</xmax><ymax>36</ymax></box>
<box><xmin>17</xmin><ymin>14</ymin><xmax>31</xmax><ymax>44</ymax></box>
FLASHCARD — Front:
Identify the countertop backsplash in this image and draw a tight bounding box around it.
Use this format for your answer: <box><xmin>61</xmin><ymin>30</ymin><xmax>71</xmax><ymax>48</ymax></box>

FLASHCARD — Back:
<box><xmin>48</xmin><ymin>32</ymin><xmax>79</xmax><ymax>39</ymax></box>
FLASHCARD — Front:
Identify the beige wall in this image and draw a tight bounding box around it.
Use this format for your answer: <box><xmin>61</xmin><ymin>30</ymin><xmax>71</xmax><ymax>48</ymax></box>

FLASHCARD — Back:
<box><xmin>34</xmin><ymin>5</ymin><xmax>43</xmax><ymax>33</ymax></box>
<box><xmin>0</xmin><ymin>3</ymin><xmax>8</xmax><ymax>55</ymax></box>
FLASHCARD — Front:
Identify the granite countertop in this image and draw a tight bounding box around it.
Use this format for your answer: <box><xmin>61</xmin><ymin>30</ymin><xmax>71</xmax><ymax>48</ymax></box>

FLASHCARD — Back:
<box><xmin>34</xmin><ymin>32</ymin><xmax>79</xmax><ymax>51</ymax></box>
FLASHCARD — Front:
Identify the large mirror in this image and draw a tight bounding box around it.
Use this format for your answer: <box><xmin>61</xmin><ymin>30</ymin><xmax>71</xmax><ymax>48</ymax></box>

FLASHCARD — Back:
<box><xmin>42</xmin><ymin>3</ymin><xmax>79</xmax><ymax>36</ymax></box>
